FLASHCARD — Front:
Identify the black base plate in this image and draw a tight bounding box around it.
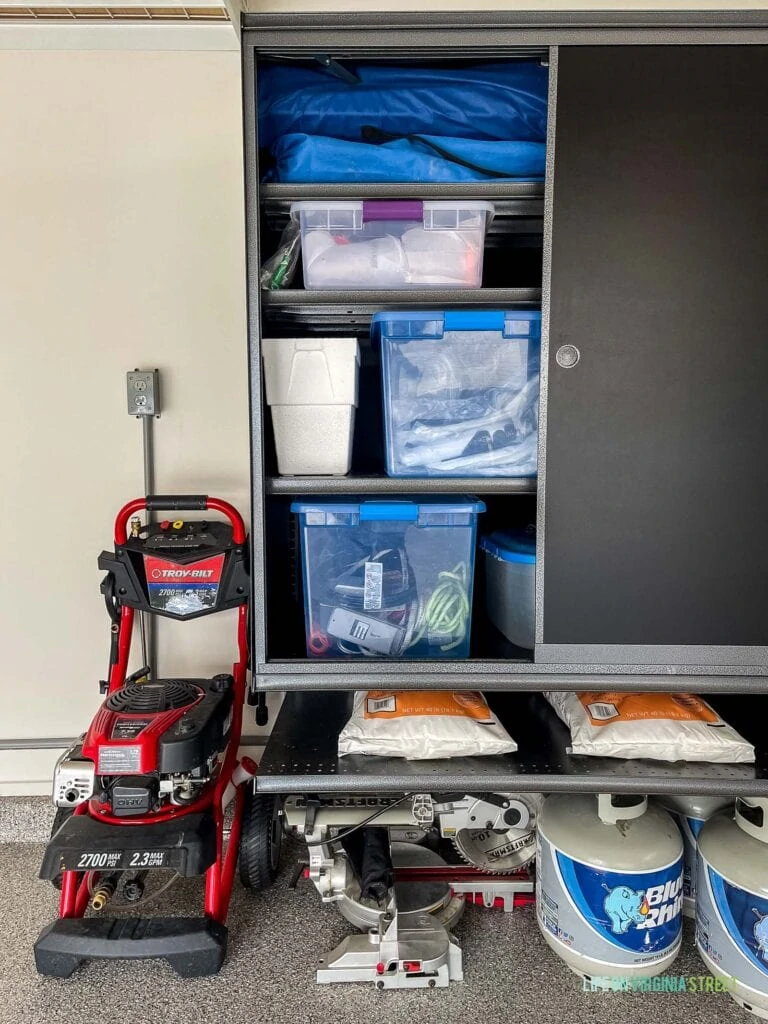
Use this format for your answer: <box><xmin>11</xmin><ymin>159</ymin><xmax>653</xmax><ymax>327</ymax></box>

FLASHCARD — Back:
<box><xmin>34</xmin><ymin>916</ymin><xmax>227</xmax><ymax>978</ymax></box>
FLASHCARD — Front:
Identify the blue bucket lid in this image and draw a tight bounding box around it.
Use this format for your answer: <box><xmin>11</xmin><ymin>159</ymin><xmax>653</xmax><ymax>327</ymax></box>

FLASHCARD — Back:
<box><xmin>480</xmin><ymin>529</ymin><xmax>536</xmax><ymax>564</ymax></box>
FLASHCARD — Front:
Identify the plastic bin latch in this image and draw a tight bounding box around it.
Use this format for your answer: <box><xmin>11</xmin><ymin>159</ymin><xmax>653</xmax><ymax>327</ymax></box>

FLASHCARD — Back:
<box><xmin>362</xmin><ymin>200</ymin><xmax>424</xmax><ymax>223</ymax></box>
<box><xmin>444</xmin><ymin>311</ymin><xmax>506</xmax><ymax>332</ymax></box>
<box><xmin>503</xmin><ymin>316</ymin><xmax>537</xmax><ymax>338</ymax></box>
<box><xmin>359</xmin><ymin>501</ymin><xmax>419</xmax><ymax>522</ymax></box>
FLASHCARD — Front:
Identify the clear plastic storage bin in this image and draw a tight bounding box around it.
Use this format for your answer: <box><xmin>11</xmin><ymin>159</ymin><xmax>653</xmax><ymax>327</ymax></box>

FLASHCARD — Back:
<box><xmin>480</xmin><ymin>529</ymin><xmax>536</xmax><ymax>649</ymax></box>
<box><xmin>291</xmin><ymin>200</ymin><xmax>494</xmax><ymax>290</ymax></box>
<box><xmin>291</xmin><ymin>497</ymin><xmax>485</xmax><ymax>659</ymax></box>
<box><xmin>374</xmin><ymin>309</ymin><xmax>541</xmax><ymax>477</ymax></box>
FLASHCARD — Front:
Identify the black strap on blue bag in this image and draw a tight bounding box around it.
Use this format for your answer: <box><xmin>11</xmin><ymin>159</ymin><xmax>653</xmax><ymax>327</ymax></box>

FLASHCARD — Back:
<box><xmin>361</xmin><ymin>124</ymin><xmax>510</xmax><ymax>179</ymax></box>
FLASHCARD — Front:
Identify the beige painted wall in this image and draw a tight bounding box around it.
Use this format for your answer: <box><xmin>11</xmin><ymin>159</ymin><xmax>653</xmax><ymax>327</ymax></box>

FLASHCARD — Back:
<box><xmin>0</xmin><ymin>49</ymin><xmax>267</xmax><ymax>793</ymax></box>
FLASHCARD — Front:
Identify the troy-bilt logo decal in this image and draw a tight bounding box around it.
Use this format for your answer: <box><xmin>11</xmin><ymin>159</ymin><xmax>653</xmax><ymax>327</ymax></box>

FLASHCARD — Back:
<box><xmin>143</xmin><ymin>553</ymin><xmax>224</xmax><ymax>615</ymax></box>
<box><xmin>144</xmin><ymin>554</ymin><xmax>224</xmax><ymax>584</ymax></box>
<box><xmin>150</xmin><ymin>568</ymin><xmax>214</xmax><ymax>580</ymax></box>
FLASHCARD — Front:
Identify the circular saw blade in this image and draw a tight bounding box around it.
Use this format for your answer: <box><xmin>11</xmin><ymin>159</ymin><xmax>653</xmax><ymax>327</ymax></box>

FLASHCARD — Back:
<box><xmin>451</xmin><ymin>794</ymin><xmax>539</xmax><ymax>873</ymax></box>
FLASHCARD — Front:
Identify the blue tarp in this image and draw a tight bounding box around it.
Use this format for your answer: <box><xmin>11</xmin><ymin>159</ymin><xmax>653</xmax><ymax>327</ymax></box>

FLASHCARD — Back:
<box><xmin>258</xmin><ymin>62</ymin><xmax>548</xmax><ymax>183</ymax></box>
<box><xmin>268</xmin><ymin>133</ymin><xmax>546</xmax><ymax>183</ymax></box>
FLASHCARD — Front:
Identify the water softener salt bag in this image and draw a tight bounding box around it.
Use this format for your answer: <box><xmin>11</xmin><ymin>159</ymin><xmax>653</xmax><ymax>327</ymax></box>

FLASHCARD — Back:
<box><xmin>544</xmin><ymin>692</ymin><xmax>754</xmax><ymax>763</ymax></box>
<box><xmin>338</xmin><ymin>690</ymin><xmax>517</xmax><ymax>759</ymax></box>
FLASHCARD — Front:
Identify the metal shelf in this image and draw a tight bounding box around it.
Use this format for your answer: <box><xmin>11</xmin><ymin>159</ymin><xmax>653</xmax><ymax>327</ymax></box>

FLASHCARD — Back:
<box><xmin>266</xmin><ymin>475</ymin><xmax>537</xmax><ymax>496</ymax></box>
<box><xmin>254</xmin><ymin>660</ymin><xmax>768</xmax><ymax>691</ymax></box>
<box><xmin>261</xmin><ymin>287</ymin><xmax>542</xmax><ymax>329</ymax></box>
<box><xmin>255</xmin><ymin>691</ymin><xmax>767</xmax><ymax>795</ymax></box>
<box><xmin>261</xmin><ymin>287</ymin><xmax>541</xmax><ymax>307</ymax></box>
<box><xmin>260</xmin><ymin>183</ymin><xmax>544</xmax><ymax>202</ymax></box>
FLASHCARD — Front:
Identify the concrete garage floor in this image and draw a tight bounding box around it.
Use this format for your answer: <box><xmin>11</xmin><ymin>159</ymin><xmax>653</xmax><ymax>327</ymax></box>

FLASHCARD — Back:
<box><xmin>0</xmin><ymin>838</ymin><xmax>750</xmax><ymax>1024</ymax></box>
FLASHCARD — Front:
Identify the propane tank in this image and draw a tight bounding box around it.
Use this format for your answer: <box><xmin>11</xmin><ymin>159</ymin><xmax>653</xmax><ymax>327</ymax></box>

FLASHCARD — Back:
<box><xmin>537</xmin><ymin>793</ymin><xmax>684</xmax><ymax>980</ymax></box>
<box><xmin>696</xmin><ymin>797</ymin><xmax>768</xmax><ymax>1019</ymax></box>
<box><xmin>653</xmin><ymin>795</ymin><xmax>732</xmax><ymax>918</ymax></box>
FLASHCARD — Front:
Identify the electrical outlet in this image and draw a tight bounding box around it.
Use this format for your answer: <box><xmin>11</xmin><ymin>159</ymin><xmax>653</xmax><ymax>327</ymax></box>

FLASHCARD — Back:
<box><xmin>126</xmin><ymin>369</ymin><xmax>160</xmax><ymax>417</ymax></box>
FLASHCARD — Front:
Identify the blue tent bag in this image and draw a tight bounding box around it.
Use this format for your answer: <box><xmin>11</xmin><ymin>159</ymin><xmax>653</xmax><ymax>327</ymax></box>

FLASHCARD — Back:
<box><xmin>258</xmin><ymin>62</ymin><xmax>548</xmax><ymax>183</ymax></box>
<box><xmin>268</xmin><ymin>133</ymin><xmax>546</xmax><ymax>183</ymax></box>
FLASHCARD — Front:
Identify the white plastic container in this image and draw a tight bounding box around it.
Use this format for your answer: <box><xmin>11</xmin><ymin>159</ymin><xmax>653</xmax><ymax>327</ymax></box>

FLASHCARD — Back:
<box><xmin>480</xmin><ymin>529</ymin><xmax>536</xmax><ymax>648</ymax></box>
<box><xmin>291</xmin><ymin>200</ymin><xmax>494</xmax><ymax>290</ymax></box>
<box><xmin>262</xmin><ymin>337</ymin><xmax>360</xmax><ymax>476</ymax></box>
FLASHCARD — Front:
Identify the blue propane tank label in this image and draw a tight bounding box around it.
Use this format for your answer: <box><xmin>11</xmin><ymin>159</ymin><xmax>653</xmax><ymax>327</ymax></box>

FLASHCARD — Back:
<box><xmin>697</xmin><ymin>853</ymin><xmax>768</xmax><ymax>994</ymax></box>
<box><xmin>537</xmin><ymin>834</ymin><xmax>684</xmax><ymax>968</ymax></box>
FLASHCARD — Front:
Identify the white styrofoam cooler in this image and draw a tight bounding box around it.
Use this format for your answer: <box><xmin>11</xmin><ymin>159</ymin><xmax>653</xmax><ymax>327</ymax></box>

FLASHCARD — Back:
<box><xmin>262</xmin><ymin>337</ymin><xmax>360</xmax><ymax>475</ymax></box>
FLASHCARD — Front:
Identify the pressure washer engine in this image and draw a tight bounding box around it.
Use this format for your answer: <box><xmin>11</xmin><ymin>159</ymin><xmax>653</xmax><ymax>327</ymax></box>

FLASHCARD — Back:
<box><xmin>283</xmin><ymin>791</ymin><xmax>539</xmax><ymax>987</ymax></box>
<box><xmin>34</xmin><ymin>495</ymin><xmax>263</xmax><ymax>979</ymax></box>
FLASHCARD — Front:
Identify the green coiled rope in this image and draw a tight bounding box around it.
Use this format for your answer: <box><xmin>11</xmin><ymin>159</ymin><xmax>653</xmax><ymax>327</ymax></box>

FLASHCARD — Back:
<box><xmin>408</xmin><ymin>562</ymin><xmax>470</xmax><ymax>652</ymax></box>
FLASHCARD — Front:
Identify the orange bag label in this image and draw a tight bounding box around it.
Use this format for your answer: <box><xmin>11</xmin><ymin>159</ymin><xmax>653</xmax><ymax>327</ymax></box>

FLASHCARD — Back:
<box><xmin>577</xmin><ymin>692</ymin><xmax>720</xmax><ymax>728</ymax></box>
<box><xmin>363</xmin><ymin>690</ymin><xmax>493</xmax><ymax>722</ymax></box>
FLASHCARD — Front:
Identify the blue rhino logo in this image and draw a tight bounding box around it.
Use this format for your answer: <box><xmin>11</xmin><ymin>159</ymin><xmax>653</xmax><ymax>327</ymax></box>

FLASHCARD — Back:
<box><xmin>602</xmin><ymin>884</ymin><xmax>650</xmax><ymax>934</ymax></box>
<box><xmin>753</xmin><ymin>910</ymin><xmax>768</xmax><ymax>959</ymax></box>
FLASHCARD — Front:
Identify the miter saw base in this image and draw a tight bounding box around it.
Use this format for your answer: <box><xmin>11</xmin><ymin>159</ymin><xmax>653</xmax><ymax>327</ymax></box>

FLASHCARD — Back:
<box><xmin>317</xmin><ymin>908</ymin><xmax>463</xmax><ymax>988</ymax></box>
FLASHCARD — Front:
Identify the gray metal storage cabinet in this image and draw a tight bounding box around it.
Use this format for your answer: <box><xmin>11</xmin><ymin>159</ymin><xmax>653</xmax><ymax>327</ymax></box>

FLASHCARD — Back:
<box><xmin>242</xmin><ymin>11</ymin><xmax>768</xmax><ymax>797</ymax></box>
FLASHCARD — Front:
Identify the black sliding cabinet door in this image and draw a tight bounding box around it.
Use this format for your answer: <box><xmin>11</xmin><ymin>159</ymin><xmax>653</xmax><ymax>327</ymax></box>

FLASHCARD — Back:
<box><xmin>540</xmin><ymin>46</ymin><xmax>768</xmax><ymax>666</ymax></box>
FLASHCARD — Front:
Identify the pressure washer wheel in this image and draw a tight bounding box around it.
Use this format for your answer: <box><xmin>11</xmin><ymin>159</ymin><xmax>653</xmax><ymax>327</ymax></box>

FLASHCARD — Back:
<box><xmin>239</xmin><ymin>787</ymin><xmax>283</xmax><ymax>891</ymax></box>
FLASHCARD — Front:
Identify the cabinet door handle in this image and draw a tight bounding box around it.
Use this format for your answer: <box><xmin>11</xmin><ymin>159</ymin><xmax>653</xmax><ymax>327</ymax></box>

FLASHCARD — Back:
<box><xmin>555</xmin><ymin>344</ymin><xmax>580</xmax><ymax>369</ymax></box>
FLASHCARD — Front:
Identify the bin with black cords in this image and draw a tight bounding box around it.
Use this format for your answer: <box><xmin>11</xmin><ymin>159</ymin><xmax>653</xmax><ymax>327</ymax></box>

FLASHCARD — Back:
<box><xmin>292</xmin><ymin>496</ymin><xmax>485</xmax><ymax>658</ymax></box>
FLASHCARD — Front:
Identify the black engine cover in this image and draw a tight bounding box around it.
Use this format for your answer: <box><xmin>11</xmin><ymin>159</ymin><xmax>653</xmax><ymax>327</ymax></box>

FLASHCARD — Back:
<box><xmin>157</xmin><ymin>674</ymin><xmax>234</xmax><ymax>775</ymax></box>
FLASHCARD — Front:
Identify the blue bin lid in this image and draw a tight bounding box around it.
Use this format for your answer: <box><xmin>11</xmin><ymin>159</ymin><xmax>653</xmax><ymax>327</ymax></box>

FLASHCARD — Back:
<box><xmin>370</xmin><ymin>309</ymin><xmax>541</xmax><ymax>343</ymax></box>
<box><xmin>291</xmin><ymin>496</ymin><xmax>486</xmax><ymax>521</ymax></box>
<box><xmin>480</xmin><ymin>529</ymin><xmax>536</xmax><ymax>564</ymax></box>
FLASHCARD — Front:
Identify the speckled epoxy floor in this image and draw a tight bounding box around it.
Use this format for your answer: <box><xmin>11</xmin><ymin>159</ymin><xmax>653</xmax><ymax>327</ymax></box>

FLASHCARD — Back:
<box><xmin>0</xmin><ymin>837</ymin><xmax>753</xmax><ymax>1024</ymax></box>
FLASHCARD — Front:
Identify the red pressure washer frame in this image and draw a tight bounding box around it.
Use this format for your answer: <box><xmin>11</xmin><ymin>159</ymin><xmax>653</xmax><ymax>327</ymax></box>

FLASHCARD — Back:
<box><xmin>57</xmin><ymin>496</ymin><xmax>250</xmax><ymax>928</ymax></box>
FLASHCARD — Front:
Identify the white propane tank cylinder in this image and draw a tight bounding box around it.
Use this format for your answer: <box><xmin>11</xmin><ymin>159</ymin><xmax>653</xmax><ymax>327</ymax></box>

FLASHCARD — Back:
<box><xmin>653</xmin><ymin>795</ymin><xmax>733</xmax><ymax>918</ymax></box>
<box><xmin>537</xmin><ymin>793</ymin><xmax>684</xmax><ymax>980</ymax></box>
<box><xmin>697</xmin><ymin>797</ymin><xmax>768</xmax><ymax>1019</ymax></box>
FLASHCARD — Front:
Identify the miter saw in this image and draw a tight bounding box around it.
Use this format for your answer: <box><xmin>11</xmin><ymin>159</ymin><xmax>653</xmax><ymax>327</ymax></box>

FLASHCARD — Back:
<box><xmin>282</xmin><ymin>791</ymin><xmax>539</xmax><ymax>988</ymax></box>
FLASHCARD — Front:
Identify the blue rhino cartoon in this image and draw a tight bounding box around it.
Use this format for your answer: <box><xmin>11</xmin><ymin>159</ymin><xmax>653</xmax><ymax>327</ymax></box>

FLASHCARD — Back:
<box><xmin>602</xmin><ymin>884</ymin><xmax>650</xmax><ymax>934</ymax></box>
<box><xmin>753</xmin><ymin>910</ymin><xmax>768</xmax><ymax>959</ymax></box>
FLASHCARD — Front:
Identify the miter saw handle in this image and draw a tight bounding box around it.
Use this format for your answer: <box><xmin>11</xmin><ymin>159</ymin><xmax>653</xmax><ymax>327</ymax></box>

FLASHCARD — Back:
<box><xmin>341</xmin><ymin>827</ymin><xmax>394</xmax><ymax>905</ymax></box>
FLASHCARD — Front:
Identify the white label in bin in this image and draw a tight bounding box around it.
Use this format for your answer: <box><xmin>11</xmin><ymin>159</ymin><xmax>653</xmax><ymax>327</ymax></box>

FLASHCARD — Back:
<box><xmin>363</xmin><ymin>561</ymin><xmax>383</xmax><ymax>610</ymax></box>
<box><xmin>510</xmin><ymin>320</ymin><xmax>531</xmax><ymax>336</ymax></box>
